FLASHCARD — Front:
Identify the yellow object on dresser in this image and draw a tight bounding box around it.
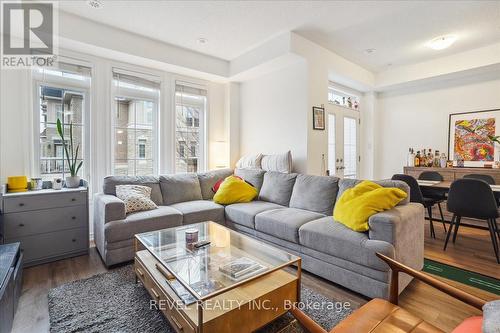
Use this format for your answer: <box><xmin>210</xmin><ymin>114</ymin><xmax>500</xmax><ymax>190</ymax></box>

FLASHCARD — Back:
<box><xmin>213</xmin><ymin>175</ymin><xmax>258</xmax><ymax>204</ymax></box>
<box><xmin>7</xmin><ymin>176</ymin><xmax>28</xmax><ymax>192</ymax></box>
<box><xmin>334</xmin><ymin>180</ymin><xmax>407</xmax><ymax>232</ymax></box>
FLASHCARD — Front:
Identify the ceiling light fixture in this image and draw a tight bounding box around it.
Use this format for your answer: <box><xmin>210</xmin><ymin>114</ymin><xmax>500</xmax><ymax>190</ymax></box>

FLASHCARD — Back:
<box><xmin>87</xmin><ymin>0</ymin><xmax>103</xmax><ymax>9</ymax></box>
<box><xmin>364</xmin><ymin>48</ymin><xmax>376</xmax><ymax>54</ymax></box>
<box><xmin>197</xmin><ymin>38</ymin><xmax>208</xmax><ymax>45</ymax></box>
<box><xmin>427</xmin><ymin>35</ymin><xmax>457</xmax><ymax>50</ymax></box>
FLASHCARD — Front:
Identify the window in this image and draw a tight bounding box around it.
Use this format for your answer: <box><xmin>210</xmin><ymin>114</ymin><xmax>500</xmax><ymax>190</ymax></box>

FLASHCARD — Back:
<box><xmin>328</xmin><ymin>87</ymin><xmax>360</xmax><ymax>110</ymax></box>
<box><xmin>175</xmin><ymin>82</ymin><xmax>207</xmax><ymax>173</ymax></box>
<box><xmin>138</xmin><ymin>138</ymin><xmax>146</xmax><ymax>159</ymax></box>
<box><xmin>34</xmin><ymin>63</ymin><xmax>91</xmax><ymax>180</ymax></box>
<box><xmin>112</xmin><ymin>70</ymin><xmax>160</xmax><ymax>176</ymax></box>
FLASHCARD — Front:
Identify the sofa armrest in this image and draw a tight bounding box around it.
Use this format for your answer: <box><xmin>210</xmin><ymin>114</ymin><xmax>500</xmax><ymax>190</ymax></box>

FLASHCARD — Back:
<box><xmin>94</xmin><ymin>193</ymin><xmax>126</xmax><ymax>224</ymax></box>
<box><xmin>369</xmin><ymin>203</ymin><xmax>425</xmax><ymax>275</ymax></box>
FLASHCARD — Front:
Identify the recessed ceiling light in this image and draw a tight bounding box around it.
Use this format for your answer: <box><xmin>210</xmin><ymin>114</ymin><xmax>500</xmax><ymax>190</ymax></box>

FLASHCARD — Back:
<box><xmin>427</xmin><ymin>35</ymin><xmax>457</xmax><ymax>50</ymax></box>
<box><xmin>87</xmin><ymin>0</ymin><xmax>103</xmax><ymax>9</ymax></box>
<box><xmin>197</xmin><ymin>38</ymin><xmax>208</xmax><ymax>45</ymax></box>
<box><xmin>364</xmin><ymin>48</ymin><xmax>376</xmax><ymax>54</ymax></box>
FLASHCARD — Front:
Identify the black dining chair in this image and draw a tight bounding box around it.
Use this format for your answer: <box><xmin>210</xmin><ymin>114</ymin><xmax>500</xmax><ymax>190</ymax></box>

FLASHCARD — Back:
<box><xmin>463</xmin><ymin>174</ymin><xmax>500</xmax><ymax>206</ymax></box>
<box><xmin>392</xmin><ymin>174</ymin><xmax>446</xmax><ymax>238</ymax></box>
<box><xmin>418</xmin><ymin>171</ymin><xmax>447</xmax><ymax>227</ymax></box>
<box><xmin>463</xmin><ymin>173</ymin><xmax>495</xmax><ymax>185</ymax></box>
<box><xmin>445</xmin><ymin>178</ymin><xmax>500</xmax><ymax>264</ymax></box>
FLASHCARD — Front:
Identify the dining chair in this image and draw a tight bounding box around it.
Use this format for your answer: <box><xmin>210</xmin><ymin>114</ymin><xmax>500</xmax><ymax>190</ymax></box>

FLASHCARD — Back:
<box><xmin>463</xmin><ymin>173</ymin><xmax>496</xmax><ymax>185</ymax></box>
<box><xmin>418</xmin><ymin>171</ymin><xmax>447</xmax><ymax>228</ymax></box>
<box><xmin>445</xmin><ymin>178</ymin><xmax>500</xmax><ymax>264</ymax></box>
<box><xmin>392</xmin><ymin>174</ymin><xmax>446</xmax><ymax>238</ymax></box>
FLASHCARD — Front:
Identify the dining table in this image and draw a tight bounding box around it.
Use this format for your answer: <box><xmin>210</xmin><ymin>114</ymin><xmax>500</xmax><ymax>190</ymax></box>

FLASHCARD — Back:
<box><xmin>417</xmin><ymin>180</ymin><xmax>500</xmax><ymax>193</ymax></box>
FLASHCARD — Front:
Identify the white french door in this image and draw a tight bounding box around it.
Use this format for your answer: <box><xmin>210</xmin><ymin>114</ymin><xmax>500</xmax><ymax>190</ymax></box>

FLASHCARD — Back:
<box><xmin>327</xmin><ymin>106</ymin><xmax>360</xmax><ymax>178</ymax></box>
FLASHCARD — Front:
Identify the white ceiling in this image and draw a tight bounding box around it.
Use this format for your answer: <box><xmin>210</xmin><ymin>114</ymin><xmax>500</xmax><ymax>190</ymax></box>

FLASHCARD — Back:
<box><xmin>59</xmin><ymin>0</ymin><xmax>500</xmax><ymax>72</ymax></box>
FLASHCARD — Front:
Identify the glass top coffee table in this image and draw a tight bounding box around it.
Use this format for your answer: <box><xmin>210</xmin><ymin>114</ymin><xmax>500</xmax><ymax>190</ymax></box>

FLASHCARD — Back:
<box><xmin>134</xmin><ymin>221</ymin><xmax>301</xmax><ymax>333</ymax></box>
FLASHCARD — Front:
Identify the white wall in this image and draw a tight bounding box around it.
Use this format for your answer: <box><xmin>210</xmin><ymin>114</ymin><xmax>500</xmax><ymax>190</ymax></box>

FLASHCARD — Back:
<box><xmin>375</xmin><ymin>77</ymin><xmax>500</xmax><ymax>179</ymax></box>
<box><xmin>239</xmin><ymin>61</ymin><xmax>308</xmax><ymax>173</ymax></box>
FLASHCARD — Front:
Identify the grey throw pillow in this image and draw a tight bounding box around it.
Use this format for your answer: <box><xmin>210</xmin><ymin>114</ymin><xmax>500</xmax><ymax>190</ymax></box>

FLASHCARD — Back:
<box><xmin>116</xmin><ymin>185</ymin><xmax>158</xmax><ymax>214</ymax></box>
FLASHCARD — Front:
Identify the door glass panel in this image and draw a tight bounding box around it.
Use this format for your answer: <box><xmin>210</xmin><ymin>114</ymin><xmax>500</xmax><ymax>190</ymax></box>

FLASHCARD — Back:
<box><xmin>343</xmin><ymin>117</ymin><xmax>357</xmax><ymax>179</ymax></box>
<box><xmin>328</xmin><ymin>114</ymin><xmax>336</xmax><ymax>175</ymax></box>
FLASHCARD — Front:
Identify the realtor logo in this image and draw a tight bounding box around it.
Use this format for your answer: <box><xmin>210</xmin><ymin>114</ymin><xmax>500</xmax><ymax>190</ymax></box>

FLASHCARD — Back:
<box><xmin>1</xmin><ymin>1</ymin><xmax>58</xmax><ymax>68</ymax></box>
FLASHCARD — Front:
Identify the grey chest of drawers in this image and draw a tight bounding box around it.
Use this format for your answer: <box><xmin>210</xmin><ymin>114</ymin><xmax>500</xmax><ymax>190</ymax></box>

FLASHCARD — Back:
<box><xmin>0</xmin><ymin>187</ymin><xmax>89</xmax><ymax>267</ymax></box>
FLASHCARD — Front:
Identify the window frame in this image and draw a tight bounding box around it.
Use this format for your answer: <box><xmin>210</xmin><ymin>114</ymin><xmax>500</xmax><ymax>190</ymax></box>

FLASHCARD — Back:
<box><xmin>111</xmin><ymin>69</ymin><xmax>161</xmax><ymax>176</ymax></box>
<box><xmin>32</xmin><ymin>71</ymin><xmax>91</xmax><ymax>181</ymax></box>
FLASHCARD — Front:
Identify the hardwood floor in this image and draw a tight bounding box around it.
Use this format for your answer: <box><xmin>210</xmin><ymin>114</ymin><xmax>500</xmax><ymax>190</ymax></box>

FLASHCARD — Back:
<box><xmin>11</xmin><ymin>225</ymin><xmax>499</xmax><ymax>333</ymax></box>
<box><xmin>423</xmin><ymin>220</ymin><xmax>499</xmax><ymax>279</ymax></box>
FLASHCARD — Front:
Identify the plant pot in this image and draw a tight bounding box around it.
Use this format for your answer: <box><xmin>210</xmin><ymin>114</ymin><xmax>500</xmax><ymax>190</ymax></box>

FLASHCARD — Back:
<box><xmin>65</xmin><ymin>176</ymin><xmax>81</xmax><ymax>188</ymax></box>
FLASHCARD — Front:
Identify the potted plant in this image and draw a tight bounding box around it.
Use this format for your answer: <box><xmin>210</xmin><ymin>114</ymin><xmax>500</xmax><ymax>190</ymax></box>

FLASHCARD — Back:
<box><xmin>56</xmin><ymin>119</ymin><xmax>83</xmax><ymax>188</ymax></box>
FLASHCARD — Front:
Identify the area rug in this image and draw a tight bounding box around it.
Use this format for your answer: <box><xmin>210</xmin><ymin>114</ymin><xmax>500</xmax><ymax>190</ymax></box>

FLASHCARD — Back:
<box><xmin>423</xmin><ymin>258</ymin><xmax>500</xmax><ymax>295</ymax></box>
<box><xmin>48</xmin><ymin>265</ymin><xmax>352</xmax><ymax>333</ymax></box>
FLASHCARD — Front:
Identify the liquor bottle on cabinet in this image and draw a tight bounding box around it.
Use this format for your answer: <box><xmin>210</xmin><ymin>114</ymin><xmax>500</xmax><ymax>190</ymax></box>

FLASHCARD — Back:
<box><xmin>415</xmin><ymin>151</ymin><xmax>421</xmax><ymax>167</ymax></box>
<box><xmin>427</xmin><ymin>149</ymin><xmax>433</xmax><ymax>167</ymax></box>
<box><xmin>407</xmin><ymin>148</ymin><xmax>415</xmax><ymax>167</ymax></box>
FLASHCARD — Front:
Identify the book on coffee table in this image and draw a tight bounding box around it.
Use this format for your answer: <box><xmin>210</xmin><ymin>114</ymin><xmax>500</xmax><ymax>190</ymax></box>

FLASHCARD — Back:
<box><xmin>219</xmin><ymin>257</ymin><xmax>267</xmax><ymax>280</ymax></box>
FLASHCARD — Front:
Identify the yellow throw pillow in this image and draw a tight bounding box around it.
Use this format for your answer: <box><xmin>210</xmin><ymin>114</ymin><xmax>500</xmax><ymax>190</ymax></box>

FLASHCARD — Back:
<box><xmin>333</xmin><ymin>180</ymin><xmax>407</xmax><ymax>232</ymax></box>
<box><xmin>213</xmin><ymin>176</ymin><xmax>258</xmax><ymax>205</ymax></box>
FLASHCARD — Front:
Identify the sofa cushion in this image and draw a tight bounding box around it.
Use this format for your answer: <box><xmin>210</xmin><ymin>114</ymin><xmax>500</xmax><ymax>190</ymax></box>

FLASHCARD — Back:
<box><xmin>234</xmin><ymin>168</ymin><xmax>266</xmax><ymax>191</ymax></box>
<box><xmin>197</xmin><ymin>168</ymin><xmax>233</xmax><ymax>200</ymax></box>
<box><xmin>159</xmin><ymin>173</ymin><xmax>203</xmax><ymax>205</ymax></box>
<box><xmin>103</xmin><ymin>175</ymin><xmax>163</xmax><ymax>205</ymax></box>
<box><xmin>105</xmin><ymin>206</ymin><xmax>182</xmax><ymax>243</ymax></box>
<box><xmin>255</xmin><ymin>208</ymin><xmax>325</xmax><ymax>243</ymax></box>
<box><xmin>213</xmin><ymin>176</ymin><xmax>258</xmax><ymax>205</ymax></box>
<box><xmin>116</xmin><ymin>185</ymin><xmax>158</xmax><ymax>214</ymax></box>
<box><xmin>337</xmin><ymin>179</ymin><xmax>410</xmax><ymax>206</ymax></box>
<box><xmin>225</xmin><ymin>201</ymin><xmax>285</xmax><ymax>229</ymax></box>
<box><xmin>169</xmin><ymin>200</ymin><xmax>225</xmax><ymax>224</ymax></box>
<box><xmin>259</xmin><ymin>171</ymin><xmax>297</xmax><ymax>206</ymax></box>
<box><xmin>261</xmin><ymin>151</ymin><xmax>292</xmax><ymax>173</ymax></box>
<box><xmin>298</xmin><ymin>216</ymin><xmax>396</xmax><ymax>270</ymax></box>
<box><xmin>289</xmin><ymin>174</ymin><xmax>339</xmax><ymax>215</ymax></box>
<box><xmin>236</xmin><ymin>154</ymin><xmax>263</xmax><ymax>169</ymax></box>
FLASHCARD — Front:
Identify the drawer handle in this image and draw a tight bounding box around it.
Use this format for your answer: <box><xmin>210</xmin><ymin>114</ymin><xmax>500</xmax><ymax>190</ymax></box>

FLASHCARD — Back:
<box><xmin>136</xmin><ymin>268</ymin><xmax>144</xmax><ymax>277</ymax></box>
<box><xmin>71</xmin><ymin>198</ymin><xmax>76</xmax><ymax>202</ymax></box>
<box><xmin>72</xmin><ymin>238</ymin><xmax>76</xmax><ymax>242</ymax></box>
<box><xmin>151</xmin><ymin>288</ymin><xmax>160</xmax><ymax>299</ymax></box>
<box><xmin>19</xmin><ymin>203</ymin><xmax>24</xmax><ymax>207</ymax></box>
<box><xmin>19</xmin><ymin>223</ymin><xmax>25</xmax><ymax>227</ymax></box>
<box><xmin>72</xmin><ymin>216</ymin><xmax>76</xmax><ymax>220</ymax></box>
<box><xmin>171</xmin><ymin>316</ymin><xmax>183</xmax><ymax>331</ymax></box>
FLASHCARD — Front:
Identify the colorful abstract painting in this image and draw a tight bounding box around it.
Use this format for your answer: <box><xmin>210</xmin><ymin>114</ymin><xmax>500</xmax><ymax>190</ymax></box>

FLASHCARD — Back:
<box><xmin>454</xmin><ymin>118</ymin><xmax>495</xmax><ymax>161</ymax></box>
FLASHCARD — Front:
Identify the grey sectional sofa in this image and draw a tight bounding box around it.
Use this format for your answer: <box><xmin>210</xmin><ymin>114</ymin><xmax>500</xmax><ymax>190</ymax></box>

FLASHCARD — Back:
<box><xmin>93</xmin><ymin>168</ymin><xmax>424</xmax><ymax>299</ymax></box>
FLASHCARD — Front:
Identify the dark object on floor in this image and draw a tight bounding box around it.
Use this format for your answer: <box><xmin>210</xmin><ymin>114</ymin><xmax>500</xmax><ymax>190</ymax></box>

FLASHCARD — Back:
<box><xmin>290</xmin><ymin>253</ymin><xmax>488</xmax><ymax>333</ymax></box>
<box><xmin>0</xmin><ymin>242</ymin><xmax>23</xmax><ymax>333</ymax></box>
<box><xmin>392</xmin><ymin>174</ymin><xmax>446</xmax><ymax>238</ymax></box>
<box><xmin>445</xmin><ymin>178</ymin><xmax>500</xmax><ymax>264</ymax></box>
<box><xmin>48</xmin><ymin>265</ymin><xmax>352</xmax><ymax>333</ymax></box>
<box><xmin>423</xmin><ymin>258</ymin><xmax>500</xmax><ymax>295</ymax></box>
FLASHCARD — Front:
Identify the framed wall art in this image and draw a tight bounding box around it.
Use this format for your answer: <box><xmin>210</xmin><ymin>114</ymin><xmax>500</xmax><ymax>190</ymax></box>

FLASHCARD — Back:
<box><xmin>448</xmin><ymin>109</ymin><xmax>500</xmax><ymax>167</ymax></box>
<box><xmin>312</xmin><ymin>106</ymin><xmax>325</xmax><ymax>130</ymax></box>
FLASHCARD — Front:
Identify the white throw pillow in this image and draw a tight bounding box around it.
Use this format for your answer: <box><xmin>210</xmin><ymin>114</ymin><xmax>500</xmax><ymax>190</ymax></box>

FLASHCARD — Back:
<box><xmin>116</xmin><ymin>185</ymin><xmax>158</xmax><ymax>214</ymax></box>
<box><xmin>261</xmin><ymin>151</ymin><xmax>293</xmax><ymax>173</ymax></box>
<box><xmin>235</xmin><ymin>153</ymin><xmax>263</xmax><ymax>169</ymax></box>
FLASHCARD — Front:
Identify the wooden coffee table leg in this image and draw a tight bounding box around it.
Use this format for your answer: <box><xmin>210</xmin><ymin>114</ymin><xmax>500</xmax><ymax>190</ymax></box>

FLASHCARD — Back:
<box><xmin>297</xmin><ymin>258</ymin><xmax>302</xmax><ymax>303</ymax></box>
